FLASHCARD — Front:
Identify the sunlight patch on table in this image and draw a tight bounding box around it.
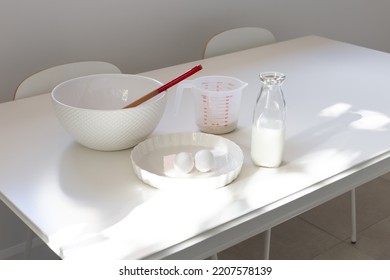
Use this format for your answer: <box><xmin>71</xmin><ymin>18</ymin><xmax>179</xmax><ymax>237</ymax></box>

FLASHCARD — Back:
<box><xmin>349</xmin><ymin>110</ymin><xmax>390</xmax><ymax>131</ymax></box>
<box><xmin>319</xmin><ymin>103</ymin><xmax>352</xmax><ymax>118</ymax></box>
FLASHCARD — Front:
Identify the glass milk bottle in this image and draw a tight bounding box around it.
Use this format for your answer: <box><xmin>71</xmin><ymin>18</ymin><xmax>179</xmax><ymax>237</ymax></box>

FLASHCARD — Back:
<box><xmin>251</xmin><ymin>72</ymin><xmax>286</xmax><ymax>167</ymax></box>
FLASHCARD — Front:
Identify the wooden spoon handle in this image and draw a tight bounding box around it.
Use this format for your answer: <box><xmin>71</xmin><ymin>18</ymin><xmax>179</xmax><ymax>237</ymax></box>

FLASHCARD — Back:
<box><xmin>123</xmin><ymin>89</ymin><xmax>159</xmax><ymax>108</ymax></box>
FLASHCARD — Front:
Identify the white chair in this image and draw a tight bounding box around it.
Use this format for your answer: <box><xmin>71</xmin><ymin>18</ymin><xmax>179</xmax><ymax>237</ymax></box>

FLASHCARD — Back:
<box><xmin>17</xmin><ymin>61</ymin><xmax>121</xmax><ymax>259</ymax></box>
<box><xmin>203</xmin><ymin>27</ymin><xmax>276</xmax><ymax>59</ymax></box>
<box><xmin>204</xmin><ymin>28</ymin><xmax>357</xmax><ymax>260</ymax></box>
<box><xmin>14</xmin><ymin>61</ymin><xmax>121</xmax><ymax>100</ymax></box>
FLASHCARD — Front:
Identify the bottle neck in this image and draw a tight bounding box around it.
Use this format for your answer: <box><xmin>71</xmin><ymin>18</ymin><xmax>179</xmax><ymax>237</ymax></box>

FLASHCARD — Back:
<box><xmin>259</xmin><ymin>72</ymin><xmax>285</xmax><ymax>86</ymax></box>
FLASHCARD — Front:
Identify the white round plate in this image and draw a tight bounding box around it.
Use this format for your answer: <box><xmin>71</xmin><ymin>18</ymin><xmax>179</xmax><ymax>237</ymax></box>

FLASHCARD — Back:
<box><xmin>131</xmin><ymin>132</ymin><xmax>244</xmax><ymax>190</ymax></box>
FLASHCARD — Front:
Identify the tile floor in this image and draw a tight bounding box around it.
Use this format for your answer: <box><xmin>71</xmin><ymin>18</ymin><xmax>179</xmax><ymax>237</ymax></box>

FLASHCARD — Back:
<box><xmin>10</xmin><ymin>177</ymin><xmax>390</xmax><ymax>260</ymax></box>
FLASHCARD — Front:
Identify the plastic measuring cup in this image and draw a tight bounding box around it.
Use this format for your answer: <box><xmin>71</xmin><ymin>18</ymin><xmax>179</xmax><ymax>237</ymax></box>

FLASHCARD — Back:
<box><xmin>176</xmin><ymin>76</ymin><xmax>248</xmax><ymax>134</ymax></box>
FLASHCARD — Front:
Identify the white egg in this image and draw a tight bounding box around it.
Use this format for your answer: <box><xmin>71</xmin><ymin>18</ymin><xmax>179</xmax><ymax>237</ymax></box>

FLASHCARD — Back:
<box><xmin>195</xmin><ymin>149</ymin><xmax>214</xmax><ymax>172</ymax></box>
<box><xmin>174</xmin><ymin>152</ymin><xmax>194</xmax><ymax>173</ymax></box>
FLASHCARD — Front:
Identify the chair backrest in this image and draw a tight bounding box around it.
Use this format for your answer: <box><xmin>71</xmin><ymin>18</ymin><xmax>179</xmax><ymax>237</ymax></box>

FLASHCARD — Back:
<box><xmin>14</xmin><ymin>61</ymin><xmax>121</xmax><ymax>100</ymax></box>
<box><xmin>203</xmin><ymin>27</ymin><xmax>276</xmax><ymax>59</ymax></box>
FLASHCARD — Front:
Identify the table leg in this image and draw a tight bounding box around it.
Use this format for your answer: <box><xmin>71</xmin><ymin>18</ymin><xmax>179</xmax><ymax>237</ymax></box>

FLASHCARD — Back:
<box><xmin>24</xmin><ymin>228</ymin><xmax>34</xmax><ymax>259</ymax></box>
<box><xmin>351</xmin><ymin>189</ymin><xmax>357</xmax><ymax>244</ymax></box>
<box><xmin>264</xmin><ymin>229</ymin><xmax>271</xmax><ymax>260</ymax></box>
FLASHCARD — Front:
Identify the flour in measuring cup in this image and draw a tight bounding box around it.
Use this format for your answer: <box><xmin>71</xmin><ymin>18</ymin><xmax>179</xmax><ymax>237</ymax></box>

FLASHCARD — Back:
<box><xmin>197</xmin><ymin>121</ymin><xmax>238</xmax><ymax>134</ymax></box>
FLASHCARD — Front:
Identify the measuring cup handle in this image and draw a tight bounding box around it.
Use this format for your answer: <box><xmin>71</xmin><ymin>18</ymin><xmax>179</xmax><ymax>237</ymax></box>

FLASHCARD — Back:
<box><xmin>174</xmin><ymin>80</ymin><xmax>194</xmax><ymax>116</ymax></box>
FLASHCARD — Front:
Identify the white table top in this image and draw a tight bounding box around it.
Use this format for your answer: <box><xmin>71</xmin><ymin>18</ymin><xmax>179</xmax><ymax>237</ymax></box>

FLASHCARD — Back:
<box><xmin>1</xmin><ymin>36</ymin><xmax>390</xmax><ymax>259</ymax></box>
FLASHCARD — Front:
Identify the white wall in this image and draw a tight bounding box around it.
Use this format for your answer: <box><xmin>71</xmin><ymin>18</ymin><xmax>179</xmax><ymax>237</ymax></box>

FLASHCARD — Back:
<box><xmin>1</xmin><ymin>0</ymin><xmax>390</xmax><ymax>258</ymax></box>
<box><xmin>1</xmin><ymin>0</ymin><xmax>390</xmax><ymax>103</ymax></box>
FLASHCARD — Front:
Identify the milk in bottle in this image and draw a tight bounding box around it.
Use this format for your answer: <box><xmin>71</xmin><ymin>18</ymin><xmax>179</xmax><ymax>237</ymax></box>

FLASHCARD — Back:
<box><xmin>251</xmin><ymin>72</ymin><xmax>286</xmax><ymax>167</ymax></box>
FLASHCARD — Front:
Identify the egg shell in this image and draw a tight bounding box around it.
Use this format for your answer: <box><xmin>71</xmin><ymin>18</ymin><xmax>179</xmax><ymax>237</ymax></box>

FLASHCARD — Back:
<box><xmin>174</xmin><ymin>152</ymin><xmax>194</xmax><ymax>173</ymax></box>
<box><xmin>195</xmin><ymin>149</ymin><xmax>214</xmax><ymax>172</ymax></box>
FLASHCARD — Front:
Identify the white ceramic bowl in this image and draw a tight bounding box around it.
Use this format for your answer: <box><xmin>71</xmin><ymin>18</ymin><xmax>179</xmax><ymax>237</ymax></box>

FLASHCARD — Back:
<box><xmin>51</xmin><ymin>74</ymin><xmax>167</xmax><ymax>151</ymax></box>
<box><xmin>131</xmin><ymin>132</ymin><xmax>244</xmax><ymax>190</ymax></box>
